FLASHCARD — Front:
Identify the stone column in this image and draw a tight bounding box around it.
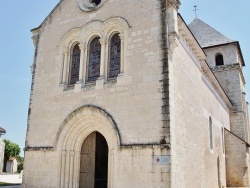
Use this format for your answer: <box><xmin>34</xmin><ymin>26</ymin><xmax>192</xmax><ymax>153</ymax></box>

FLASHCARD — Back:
<box><xmin>75</xmin><ymin>44</ymin><xmax>86</xmax><ymax>92</ymax></box>
<box><xmin>119</xmin><ymin>33</ymin><xmax>125</xmax><ymax>75</ymax></box>
<box><xmin>62</xmin><ymin>49</ymin><xmax>69</xmax><ymax>85</ymax></box>
<box><xmin>83</xmin><ymin>44</ymin><xmax>88</xmax><ymax>84</ymax></box>
<box><xmin>78</xmin><ymin>43</ymin><xmax>86</xmax><ymax>83</ymax></box>
<box><xmin>73</xmin><ymin>151</ymin><xmax>80</xmax><ymax>188</ymax></box>
<box><xmin>69</xmin><ymin>151</ymin><xmax>75</xmax><ymax>188</ymax></box>
<box><xmin>60</xmin><ymin>151</ymin><xmax>67</xmax><ymax>188</ymax></box>
<box><xmin>167</xmin><ymin>0</ymin><xmax>181</xmax><ymax>52</ymax></box>
<box><xmin>96</xmin><ymin>39</ymin><xmax>106</xmax><ymax>89</ymax></box>
<box><xmin>99</xmin><ymin>38</ymin><xmax>107</xmax><ymax>79</ymax></box>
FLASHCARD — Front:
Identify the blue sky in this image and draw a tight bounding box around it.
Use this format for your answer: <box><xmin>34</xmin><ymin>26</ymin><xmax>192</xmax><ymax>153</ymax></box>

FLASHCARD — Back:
<box><xmin>0</xmin><ymin>0</ymin><xmax>249</xmax><ymax>157</ymax></box>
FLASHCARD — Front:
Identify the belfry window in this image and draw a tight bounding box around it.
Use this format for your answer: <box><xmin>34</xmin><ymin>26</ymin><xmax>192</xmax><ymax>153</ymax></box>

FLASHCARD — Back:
<box><xmin>87</xmin><ymin>37</ymin><xmax>101</xmax><ymax>82</ymax></box>
<box><xmin>69</xmin><ymin>43</ymin><xmax>80</xmax><ymax>85</ymax></box>
<box><xmin>109</xmin><ymin>33</ymin><xmax>121</xmax><ymax>79</ymax></box>
<box><xmin>215</xmin><ymin>54</ymin><xmax>224</xmax><ymax>66</ymax></box>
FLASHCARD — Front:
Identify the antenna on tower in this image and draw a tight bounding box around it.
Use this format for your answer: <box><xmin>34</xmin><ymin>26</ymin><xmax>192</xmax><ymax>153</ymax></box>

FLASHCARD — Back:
<box><xmin>193</xmin><ymin>5</ymin><xmax>198</xmax><ymax>18</ymax></box>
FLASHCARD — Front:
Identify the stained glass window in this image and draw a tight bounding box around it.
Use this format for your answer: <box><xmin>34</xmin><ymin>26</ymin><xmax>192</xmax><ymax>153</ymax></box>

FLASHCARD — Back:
<box><xmin>69</xmin><ymin>43</ymin><xmax>80</xmax><ymax>85</ymax></box>
<box><xmin>109</xmin><ymin>33</ymin><xmax>121</xmax><ymax>79</ymax></box>
<box><xmin>88</xmin><ymin>37</ymin><xmax>101</xmax><ymax>82</ymax></box>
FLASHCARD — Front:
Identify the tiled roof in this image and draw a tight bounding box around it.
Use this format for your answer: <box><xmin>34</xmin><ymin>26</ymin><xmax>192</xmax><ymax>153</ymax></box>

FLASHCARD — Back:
<box><xmin>188</xmin><ymin>18</ymin><xmax>235</xmax><ymax>48</ymax></box>
<box><xmin>0</xmin><ymin>127</ymin><xmax>6</xmax><ymax>134</ymax></box>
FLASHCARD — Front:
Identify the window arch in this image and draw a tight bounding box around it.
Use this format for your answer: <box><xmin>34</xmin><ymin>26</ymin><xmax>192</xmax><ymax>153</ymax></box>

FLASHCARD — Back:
<box><xmin>108</xmin><ymin>33</ymin><xmax>121</xmax><ymax>79</ymax></box>
<box><xmin>69</xmin><ymin>43</ymin><xmax>81</xmax><ymax>85</ymax></box>
<box><xmin>87</xmin><ymin>36</ymin><xmax>101</xmax><ymax>82</ymax></box>
<box><xmin>215</xmin><ymin>53</ymin><xmax>224</xmax><ymax>66</ymax></box>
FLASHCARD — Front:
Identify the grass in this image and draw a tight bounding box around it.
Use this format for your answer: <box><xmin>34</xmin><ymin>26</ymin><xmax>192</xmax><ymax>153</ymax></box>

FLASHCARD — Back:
<box><xmin>0</xmin><ymin>182</ymin><xmax>13</xmax><ymax>185</ymax></box>
<box><xmin>0</xmin><ymin>182</ymin><xmax>20</xmax><ymax>186</ymax></box>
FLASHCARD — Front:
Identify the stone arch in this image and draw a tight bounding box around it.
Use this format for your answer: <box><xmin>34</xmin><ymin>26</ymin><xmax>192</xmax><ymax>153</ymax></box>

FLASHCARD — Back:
<box><xmin>59</xmin><ymin>28</ymin><xmax>82</xmax><ymax>51</ymax></box>
<box><xmin>56</xmin><ymin>105</ymin><xmax>121</xmax><ymax>150</ymax></box>
<box><xmin>56</xmin><ymin>105</ymin><xmax>120</xmax><ymax>188</ymax></box>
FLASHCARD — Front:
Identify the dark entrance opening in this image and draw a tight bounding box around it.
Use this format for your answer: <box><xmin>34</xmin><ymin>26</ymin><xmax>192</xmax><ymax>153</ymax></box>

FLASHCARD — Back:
<box><xmin>95</xmin><ymin>132</ymin><xmax>108</xmax><ymax>188</ymax></box>
<box><xmin>79</xmin><ymin>132</ymin><xmax>108</xmax><ymax>188</ymax></box>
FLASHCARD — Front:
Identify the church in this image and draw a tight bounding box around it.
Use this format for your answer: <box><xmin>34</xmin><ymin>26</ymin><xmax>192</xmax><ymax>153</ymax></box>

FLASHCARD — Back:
<box><xmin>23</xmin><ymin>0</ymin><xmax>250</xmax><ymax>187</ymax></box>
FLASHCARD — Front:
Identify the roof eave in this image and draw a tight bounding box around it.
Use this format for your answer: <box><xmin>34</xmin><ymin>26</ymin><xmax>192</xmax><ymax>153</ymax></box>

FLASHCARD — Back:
<box><xmin>202</xmin><ymin>41</ymin><xmax>245</xmax><ymax>67</ymax></box>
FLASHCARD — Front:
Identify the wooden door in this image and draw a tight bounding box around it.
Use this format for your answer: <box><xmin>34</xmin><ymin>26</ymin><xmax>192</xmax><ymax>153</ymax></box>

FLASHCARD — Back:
<box><xmin>79</xmin><ymin>132</ymin><xmax>96</xmax><ymax>188</ymax></box>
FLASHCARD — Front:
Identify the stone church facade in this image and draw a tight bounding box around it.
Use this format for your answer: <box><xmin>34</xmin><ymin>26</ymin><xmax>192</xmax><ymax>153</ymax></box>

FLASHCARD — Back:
<box><xmin>23</xmin><ymin>0</ymin><xmax>250</xmax><ymax>187</ymax></box>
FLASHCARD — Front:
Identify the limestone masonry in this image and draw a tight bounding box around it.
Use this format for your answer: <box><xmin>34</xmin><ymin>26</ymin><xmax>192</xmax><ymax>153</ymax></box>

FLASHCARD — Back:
<box><xmin>23</xmin><ymin>0</ymin><xmax>250</xmax><ymax>187</ymax></box>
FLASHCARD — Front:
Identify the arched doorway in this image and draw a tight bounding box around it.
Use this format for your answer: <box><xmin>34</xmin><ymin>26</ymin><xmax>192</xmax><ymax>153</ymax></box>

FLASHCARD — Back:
<box><xmin>79</xmin><ymin>131</ymin><xmax>108</xmax><ymax>188</ymax></box>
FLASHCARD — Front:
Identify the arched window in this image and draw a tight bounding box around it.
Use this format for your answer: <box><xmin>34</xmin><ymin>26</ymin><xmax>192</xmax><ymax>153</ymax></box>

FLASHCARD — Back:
<box><xmin>87</xmin><ymin>37</ymin><xmax>101</xmax><ymax>82</ymax></box>
<box><xmin>109</xmin><ymin>33</ymin><xmax>121</xmax><ymax>79</ymax></box>
<box><xmin>69</xmin><ymin>43</ymin><xmax>80</xmax><ymax>85</ymax></box>
<box><xmin>215</xmin><ymin>54</ymin><xmax>224</xmax><ymax>66</ymax></box>
<box><xmin>209</xmin><ymin>117</ymin><xmax>213</xmax><ymax>150</ymax></box>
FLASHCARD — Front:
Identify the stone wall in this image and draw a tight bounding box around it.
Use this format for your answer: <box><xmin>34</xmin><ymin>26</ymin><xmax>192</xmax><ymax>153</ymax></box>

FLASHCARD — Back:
<box><xmin>24</xmin><ymin>0</ymin><xmax>171</xmax><ymax>187</ymax></box>
<box><xmin>169</xmin><ymin>35</ymin><xmax>230</xmax><ymax>187</ymax></box>
<box><xmin>225</xmin><ymin>129</ymin><xmax>249</xmax><ymax>187</ymax></box>
<box><xmin>23</xmin><ymin>146</ymin><xmax>170</xmax><ymax>188</ymax></box>
<box><xmin>205</xmin><ymin>45</ymin><xmax>248</xmax><ymax>141</ymax></box>
<box><xmin>26</xmin><ymin>0</ymin><xmax>164</xmax><ymax>148</ymax></box>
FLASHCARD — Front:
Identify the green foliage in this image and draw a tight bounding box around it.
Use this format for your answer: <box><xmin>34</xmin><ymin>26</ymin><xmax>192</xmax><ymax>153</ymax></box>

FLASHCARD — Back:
<box><xmin>16</xmin><ymin>155</ymin><xmax>23</xmax><ymax>163</ymax></box>
<box><xmin>17</xmin><ymin>161</ymin><xmax>23</xmax><ymax>173</ymax></box>
<box><xmin>3</xmin><ymin>139</ymin><xmax>21</xmax><ymax>159</ymax></box>
<box><xmin>3</xmin><ymin>139</ymin><xmax>22</xmax><ymax>172</ymax></box>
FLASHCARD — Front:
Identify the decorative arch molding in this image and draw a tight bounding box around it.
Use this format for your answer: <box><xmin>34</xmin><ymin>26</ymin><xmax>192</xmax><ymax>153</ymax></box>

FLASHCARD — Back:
<box><xmin>59</xmin><ymin>28</ymin><xmax>82</xmax><ymax>52</ymax></box>
<box><xmin>56</xmin><ymin>105</ymin><xmax>121</xmax><ymax>150</ymax></box>
<box><xmin>58</xmin><ymin>16</ymin><xmax>130</xmax><ymax>87</ymax></box>
<box><xmin>56</xmin><ymin>105</ymin><xmax>120</xmax><ymax>188</ymax></box>
<box><xmin>58</xmin><ymin>17</ymin><xmax>129</xmax><ymax>51</ymax></box>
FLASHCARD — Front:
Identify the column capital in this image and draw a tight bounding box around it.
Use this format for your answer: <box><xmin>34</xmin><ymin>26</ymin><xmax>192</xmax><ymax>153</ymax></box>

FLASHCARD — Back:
<box><xmin>118</xmin><ymin>33</ymin><xmax>125</xmax><ymax>41</ymax></box>
<box><xmin>99</xmin><ymin>38</ymin><xmax>107</xmax><ymax>45</ymax></box>
<box><xmin>167</xmin><ymin>0</ymin><xmax>181</xmax><ymax>9</ymax></box>
<box><xmin>78</xmin><ymin>43</ymin><xmax>86</xmax><ymax>50</ymax></box>
<box><xmin>62</xmin><ymin>48</ymin><xmax>69</xmax><ymax>55</ymax></box>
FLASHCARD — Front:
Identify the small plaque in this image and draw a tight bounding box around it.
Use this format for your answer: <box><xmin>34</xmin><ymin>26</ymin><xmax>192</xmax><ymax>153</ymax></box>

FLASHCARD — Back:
<box><xmin>161</xmin><ymin>155</ymin><xmax>170</xmax><ymax>165</ymax></box>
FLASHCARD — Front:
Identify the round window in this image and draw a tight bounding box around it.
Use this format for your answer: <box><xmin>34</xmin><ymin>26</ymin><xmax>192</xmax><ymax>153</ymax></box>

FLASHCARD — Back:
<box><xmin>78</xmin><ymin>0</ymin><xmax>103</xmax><ymax>12</ymax></box>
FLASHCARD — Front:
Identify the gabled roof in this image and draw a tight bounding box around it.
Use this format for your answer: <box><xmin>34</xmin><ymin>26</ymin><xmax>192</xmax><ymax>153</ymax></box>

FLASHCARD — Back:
<box><xmin>0</xmin><ymin>127</ymin><xmax>6</xmax><ymax>135</ymax></box>
<box><xmin>188</xmin><ymin>18</ymin><xmax>235</xmax><ymax>48</ymax></box>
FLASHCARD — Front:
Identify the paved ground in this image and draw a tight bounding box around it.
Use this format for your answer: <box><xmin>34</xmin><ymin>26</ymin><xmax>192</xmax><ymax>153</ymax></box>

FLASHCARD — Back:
<box><xmin>0</xmin><ymin>173</ymin><xmax>22</xmax><ymax>187</ymax></box>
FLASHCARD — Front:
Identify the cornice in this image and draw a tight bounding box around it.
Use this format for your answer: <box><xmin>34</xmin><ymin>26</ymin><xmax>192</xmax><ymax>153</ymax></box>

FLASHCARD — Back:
<box><xmin>178</xmin><ymin>14</ymin><xmax>206</xmax><ymax>62</ymax></box>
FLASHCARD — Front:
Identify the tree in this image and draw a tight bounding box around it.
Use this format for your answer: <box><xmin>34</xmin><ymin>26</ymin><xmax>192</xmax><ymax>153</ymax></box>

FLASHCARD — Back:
<box><xmin>3</xmin><ymin>139</ymin><xmax>21</xmax><ymax>172</ymax></box>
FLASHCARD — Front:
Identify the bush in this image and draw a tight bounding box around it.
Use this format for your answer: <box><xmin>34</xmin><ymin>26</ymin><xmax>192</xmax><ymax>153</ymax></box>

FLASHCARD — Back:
<box><xmin>17</xmin><ymin>161</ymin><xmax>23</xmax><ymax>173</ymax></box>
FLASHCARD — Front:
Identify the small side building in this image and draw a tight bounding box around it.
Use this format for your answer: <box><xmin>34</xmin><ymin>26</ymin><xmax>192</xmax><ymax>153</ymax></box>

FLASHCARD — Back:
<box><xmin>0</xmin><ymin>127</ymin><xmax>6</xmax><ymax>173</ymax></box>
<box><xmin>6</xmin><ymin>157</ymin><xmax>18</xmax><ymax>173</ymax></box>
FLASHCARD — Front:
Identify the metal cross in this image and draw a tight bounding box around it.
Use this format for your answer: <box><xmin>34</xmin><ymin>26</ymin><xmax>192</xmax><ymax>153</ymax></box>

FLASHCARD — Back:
<box><xmin>193</xmin><ymin>5</ymin><xmax>198</xmax><ymax>18</ymax></box>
